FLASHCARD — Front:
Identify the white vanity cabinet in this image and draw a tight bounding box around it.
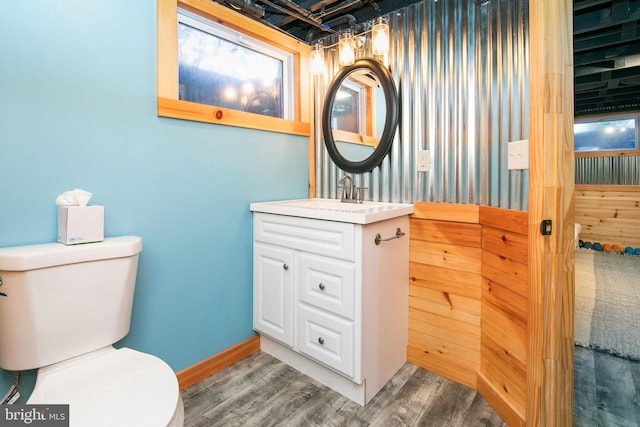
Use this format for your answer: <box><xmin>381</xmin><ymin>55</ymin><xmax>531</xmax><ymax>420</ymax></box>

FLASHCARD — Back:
<box><xmin>251</xmin><ymin>199</ymin><xmax>413</xmax><ymax>406</ymax></box>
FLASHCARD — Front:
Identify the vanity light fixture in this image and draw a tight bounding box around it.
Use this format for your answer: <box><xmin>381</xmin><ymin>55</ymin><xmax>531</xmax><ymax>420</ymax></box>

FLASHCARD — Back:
<box><xmin>371</xmin><ymin>17</ymin><xmax>389</xmax><ymax>56</ymax></box>
<box><xmin>309</xmin><ymin>41</ymin><xmax>325</xmax><ymax>75</ymax></box>
<box><xmin>338</xmin><ymin>30</ymin><xmax>355</xmax><ymax>66</ymax></box>
<box><xmin>309</xmin><ymin>15</ymin><xmax>391</xmax><ymax>75</ymax></box>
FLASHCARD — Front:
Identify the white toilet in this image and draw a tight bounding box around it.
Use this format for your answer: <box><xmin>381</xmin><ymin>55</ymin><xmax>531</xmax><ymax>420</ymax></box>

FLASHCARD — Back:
<box><xmin>0</xmin><ymin>236</ymin><xmax>184</xmax><ymax>427</ymax></box>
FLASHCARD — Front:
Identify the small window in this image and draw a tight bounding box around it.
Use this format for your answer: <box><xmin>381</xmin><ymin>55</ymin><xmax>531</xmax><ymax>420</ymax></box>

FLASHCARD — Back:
<box><xmin>574</xmin><ymin>114</ymin><xmax>639</xmax><ymax>152</ymax></box>
<box><xmin>156</xmin><ymin>0</ymin><xmax>311</xmax><ymax>136</ymax></box>
<box><xmin>178</xmin><ymin>10</ymin><xmax>292</xmax><ymax>120</ymax></box>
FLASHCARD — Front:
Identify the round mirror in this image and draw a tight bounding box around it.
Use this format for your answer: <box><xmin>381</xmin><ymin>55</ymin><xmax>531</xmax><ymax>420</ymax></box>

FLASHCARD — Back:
<box><xmin>322</xmin><ymin>58</ymin><xmax>398</xmax><ymax>173</ymax></box>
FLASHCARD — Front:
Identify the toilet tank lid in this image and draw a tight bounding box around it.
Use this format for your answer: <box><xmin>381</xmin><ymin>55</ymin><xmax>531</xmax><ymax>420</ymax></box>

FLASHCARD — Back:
<box><xmin>0</xmin><ymin>236</ymin><xmax>142</xmax><ymax>271</ymax></box>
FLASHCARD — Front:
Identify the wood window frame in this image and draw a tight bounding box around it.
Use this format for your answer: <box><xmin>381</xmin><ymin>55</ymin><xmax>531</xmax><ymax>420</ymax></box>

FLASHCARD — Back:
<box><xmin>157</xmin><ymin>0</ymin><xmax>311</xmax><ymax>136</ymax></box>
<box><xmin>575</xmin><ymin>148</ymin><xmax>640</xmax><ymax>159</ymax></box>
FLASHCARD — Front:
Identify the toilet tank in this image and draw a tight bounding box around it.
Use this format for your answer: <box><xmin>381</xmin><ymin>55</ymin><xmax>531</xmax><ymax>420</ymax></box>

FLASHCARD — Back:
<box><xmin>0</xmin><ymin>236</ymin><xmax>143</xmax><ymax>371</ymax></box>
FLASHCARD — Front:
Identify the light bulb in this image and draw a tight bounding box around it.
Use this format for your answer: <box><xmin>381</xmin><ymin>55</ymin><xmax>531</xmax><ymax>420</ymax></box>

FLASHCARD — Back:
<box><xmin>309</xmin><ymin>42</ymin><xmax>324</xmax><ymax>75</ymax></box>
<box><xmin>371</xmin><ymin>17</ymin><xmax>389</xmax><ymax>56</ymax></box>
<box><xmin>338</xmin><ymin>31</ymin><xmax>355</xmax><ymax>66</ymax></box>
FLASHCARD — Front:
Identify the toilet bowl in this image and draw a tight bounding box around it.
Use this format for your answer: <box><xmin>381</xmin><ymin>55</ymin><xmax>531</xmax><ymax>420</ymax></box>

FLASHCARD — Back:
<box><xmin>0</xmin><ymin>236</ymin><xmax>184</xmax><ymax>426</ymax></box>
<box><xmin>28</xmin><ymin>347</ymin><xmax>184</xmax><ymax>427</ymax></box>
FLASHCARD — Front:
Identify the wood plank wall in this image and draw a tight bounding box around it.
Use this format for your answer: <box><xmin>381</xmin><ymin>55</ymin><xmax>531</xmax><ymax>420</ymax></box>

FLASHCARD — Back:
<box><xmin>409</xmin><ymin>203</ymin><xmax>482</xmax><ymax>389</ymax></box>
<box><xmin>409</xmin><ymin>202</ymin><xmax>528</xmax><ymax>426</ymax></box>
<box><xmin>477</xmin><ymin>207</ymin><xmax>528</xmax><ymax>427</ymax></box>
<box><xmin>575</xmin><ymin>185</ymin><xmax>640</xmax><ymax>249</ymax></box>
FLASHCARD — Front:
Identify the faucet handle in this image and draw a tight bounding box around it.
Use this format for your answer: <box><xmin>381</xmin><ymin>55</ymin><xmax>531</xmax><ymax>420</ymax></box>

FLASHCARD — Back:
<box><xmin>354</xmin><ymin>186</ymin><xmax>368</xmax><ymax>203</ymax></box>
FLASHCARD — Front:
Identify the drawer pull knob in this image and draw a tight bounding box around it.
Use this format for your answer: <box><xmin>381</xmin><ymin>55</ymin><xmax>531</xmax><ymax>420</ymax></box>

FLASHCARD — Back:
<box><xmin>318</xmin><ymin>283</ymin><xmax>325</xmax><ymax>291</ymax></box>
<box><xmin>318</xmin><ymin>337</ymin><xmax>325</xmax><ymax>345</ymax></box>
<box><xmin>283</xmin><ymin>264</ymin><xmax>289</xmax><ymax>270</ymax></box>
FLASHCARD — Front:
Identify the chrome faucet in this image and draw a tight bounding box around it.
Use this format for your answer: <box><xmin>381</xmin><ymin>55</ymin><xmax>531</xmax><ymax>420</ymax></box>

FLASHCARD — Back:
<box><xmin>338</xmin><ymin>175</ymin><xmax>354</xmax><ymax>201</ymax></box>
<box><xmin>338</xmin><ymin>175</ymin><xmax>367</xmax><ymax>203</ymax></box>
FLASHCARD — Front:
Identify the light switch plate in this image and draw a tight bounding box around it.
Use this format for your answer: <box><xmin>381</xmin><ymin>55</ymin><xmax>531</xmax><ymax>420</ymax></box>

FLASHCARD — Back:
<box><xmin>417</xmin><ymin>150</ymin><xmax>430</xmax><ymax>172</ymax></box>
<box><xmin>508</xmin><ymin>139</ymin><xmax>529</xmax><ymax>170</ymax></box>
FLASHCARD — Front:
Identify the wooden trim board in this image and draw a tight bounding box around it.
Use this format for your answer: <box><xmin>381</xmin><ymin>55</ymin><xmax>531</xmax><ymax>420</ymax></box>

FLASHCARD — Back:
<box><xmin>528</xmin><ymin>0</ymin><xmax>575</xmax><ymax>425</ymax></box>
<box><xmin>176</xmin><ymin>335</ymin><xmax>261</xmax><ymax>390</ymax></box>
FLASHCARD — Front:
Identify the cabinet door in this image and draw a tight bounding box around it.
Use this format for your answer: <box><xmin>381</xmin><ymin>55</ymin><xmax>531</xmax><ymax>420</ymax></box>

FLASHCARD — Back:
<box><xmin>253</xmin><ymin>243</ymin><xmax>294</xmax><ymax>347</ymax></box>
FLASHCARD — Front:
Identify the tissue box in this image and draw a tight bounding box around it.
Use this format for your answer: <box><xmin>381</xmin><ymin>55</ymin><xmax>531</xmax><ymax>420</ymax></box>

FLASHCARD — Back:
<box><xmin>57</xmin><ymin>206</ymin><xmax>104</xmax><ymax>245</ymax></box>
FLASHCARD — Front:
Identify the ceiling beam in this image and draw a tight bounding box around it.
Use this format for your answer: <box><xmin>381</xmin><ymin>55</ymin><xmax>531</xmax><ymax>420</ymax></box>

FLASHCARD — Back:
<box><xmin>574</xmin><ymin>0</ymin><xmax>640</xmax><ymax>35</ymax></box>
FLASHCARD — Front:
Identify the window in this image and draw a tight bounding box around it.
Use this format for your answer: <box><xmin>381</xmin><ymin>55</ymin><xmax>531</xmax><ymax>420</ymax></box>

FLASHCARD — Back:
<box><xmin>574</xmin><ymin>114</ymin><xmax>639</xmax><ymax>152</ymax></box>
<box><xmin>157</xmin><ymin>0</ymin><xmax>311</xmax><ymax>135</ymax></box>
<box><xmin>178</xmin><ymin>10</ymin><xmax>292</xmax><ymax>119</ymax></box>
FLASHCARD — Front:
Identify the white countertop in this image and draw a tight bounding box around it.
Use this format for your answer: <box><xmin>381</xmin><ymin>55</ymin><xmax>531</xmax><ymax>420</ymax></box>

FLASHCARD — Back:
<box><xmin>250</xmin><ymin>198</ymin><xmax>414</xmax><ymax>224</ymax></box>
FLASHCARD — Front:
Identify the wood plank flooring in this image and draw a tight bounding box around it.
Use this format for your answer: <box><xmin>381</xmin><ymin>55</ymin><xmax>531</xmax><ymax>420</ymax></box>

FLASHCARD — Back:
<box><xmin>182</xmin><ymin>346</ymin><xmax>640</xmax><ymax>426</ymax></box>
<box><xmin>181</xmin><ymin>351</ymin><xmax>506</xmax><ymax>426</ymax></box>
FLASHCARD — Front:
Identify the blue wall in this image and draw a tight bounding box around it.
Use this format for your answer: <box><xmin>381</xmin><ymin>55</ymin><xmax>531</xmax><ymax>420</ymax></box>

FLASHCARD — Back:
<box><xmin>0</xmin><ymin>0</ymin><xmax>309</xmax><ymax>400</ymax></box>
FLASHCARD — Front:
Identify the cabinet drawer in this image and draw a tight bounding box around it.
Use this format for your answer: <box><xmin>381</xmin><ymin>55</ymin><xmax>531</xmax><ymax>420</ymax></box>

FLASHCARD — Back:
<box><xmin>254</xmin><ymin>213</ymin><xmax>355</xmax><ymax>261</ymax></box>
<box><xmin>298</xmin><ymin>253</ymin><xmax>355</xmax><ymax>319</ymax></box>
<box><xmin>298</xmin><ymin>304</ymin><xmax>354</xmax><ymax>378</ymax></box>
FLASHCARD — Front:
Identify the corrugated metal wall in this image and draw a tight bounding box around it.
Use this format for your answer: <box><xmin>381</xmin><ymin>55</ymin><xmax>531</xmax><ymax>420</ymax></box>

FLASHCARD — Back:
<box><xmin>314</xmin><ymin>0</ymin><xmax>529</xmax><ymax>210</ymax></box>
<box><xmin>575</xmin><ymin>155</ymin><xmax>640</xmax><ymax>185</ymax></box>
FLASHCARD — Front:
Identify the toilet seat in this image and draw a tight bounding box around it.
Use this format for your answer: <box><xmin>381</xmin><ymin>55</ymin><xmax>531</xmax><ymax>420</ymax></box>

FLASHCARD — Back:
<box><xmin>28</xmin><ymin>346</ymin><xmax>182</xmax><ymax>427</ymax></box>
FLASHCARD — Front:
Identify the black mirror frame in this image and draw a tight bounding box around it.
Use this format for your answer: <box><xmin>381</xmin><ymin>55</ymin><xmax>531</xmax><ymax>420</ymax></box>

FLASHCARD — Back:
<box><xmin>321</xmin><ymin>58</ymin><xmax>399</xmax><ymax>173</ymax></box>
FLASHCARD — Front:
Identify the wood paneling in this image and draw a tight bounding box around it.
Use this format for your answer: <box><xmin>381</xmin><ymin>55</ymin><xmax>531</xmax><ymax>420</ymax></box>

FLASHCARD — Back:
<box><xmin>410</xmin><ymin>262</ymin><xmax>482</xmax><ymax>300</ymax></box>
<box><xmin>410</xmin><ymin>285</ymin><xmax>480</xmax><ymax>325</ymax></box>
<box><xmin>482</xmin><ymin>251</ymin><xmax>528</xmax><ymax>298</ymax></box>
<box><xmin>575</xmin><ymin>184</ymin><xmax>640</xmax><ymax>248</ymax></box>
<box><xmin>482</xmin><ymin>225</ymin><xmax>528</xmax><ymax>266</ymax></box>
<box><xmin>409</xmin><ymin>203</ymin><xmax>482</xmax><ymax>390</ymax></box>
<box><xmin>480</xmin><ymin>206</ymin><xmax>528</xmax><ymax>235</ymax></box>
<box><xmin>480</xmin><ymin>208</ymin><xmax>528</xmax><ymax>426</ymax></box>
<box><xmin>478</xmin><ymin>372</ymin><xmax>526</xmax><ymax>427</ymax></box>
<box><xmin>411</xmin><ymin>219</ymin><xmax>482</xmax><ymax>246</ymax></box>
<box><xmin>482</xmin><ymin>286</ymin><xmax>526</xmax><ymax>362</ymax></box>
<box><xmin>412</xmin><ymin>202</ymin><xmax>480</xmax><ymax>223</ymax></box>
<box><xmin>409</xmin><ymin>203</ymin><xmax>528</xmax><ymax>425</ymax></box>
<box><xmin>410</xmin><ymin>240</ymin><xmax>482</xmax><ymax>274</ymax></box>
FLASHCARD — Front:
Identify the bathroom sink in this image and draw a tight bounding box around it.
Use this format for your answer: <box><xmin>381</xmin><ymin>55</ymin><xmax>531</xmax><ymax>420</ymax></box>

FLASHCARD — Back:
<box><xmin>250</xmin><ymin>198</ymin><xmax>414</xmax><ymax>224</ymax></box>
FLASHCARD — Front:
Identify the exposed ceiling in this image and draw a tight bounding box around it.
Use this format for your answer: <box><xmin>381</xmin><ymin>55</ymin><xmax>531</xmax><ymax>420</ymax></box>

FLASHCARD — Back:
<box><xmin>574</xmin><ymin>0</ymin><xmax>640</xmax><ymax>116</ymax></box>
<box><xmin>215</xmin><ymin>0</ymin><xmax>421</xmax><ymax>42</ymax></box>
<box><xmin>216</xmin><ymin>0</ymin><xmax>640</xmax><ymax>117</ymax></box>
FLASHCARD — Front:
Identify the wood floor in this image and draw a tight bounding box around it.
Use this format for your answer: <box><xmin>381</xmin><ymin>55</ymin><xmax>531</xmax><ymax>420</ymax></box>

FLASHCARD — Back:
<box><xmin>182</xmin><ymin>346</ymin><xmax>640</xmax><ymax>426</ymax></box>
<box><xmin>181</xmin><ymin>351</ymin><xmax>506</xmax><ymax>426</ymax></box>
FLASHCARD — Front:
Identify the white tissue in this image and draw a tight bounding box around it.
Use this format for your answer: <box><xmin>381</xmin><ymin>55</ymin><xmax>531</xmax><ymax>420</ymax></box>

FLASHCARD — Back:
<box><xmin>56</xmin><ymin>189</ymin><xmax>93</xmax><ymax>206</ymax></box>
